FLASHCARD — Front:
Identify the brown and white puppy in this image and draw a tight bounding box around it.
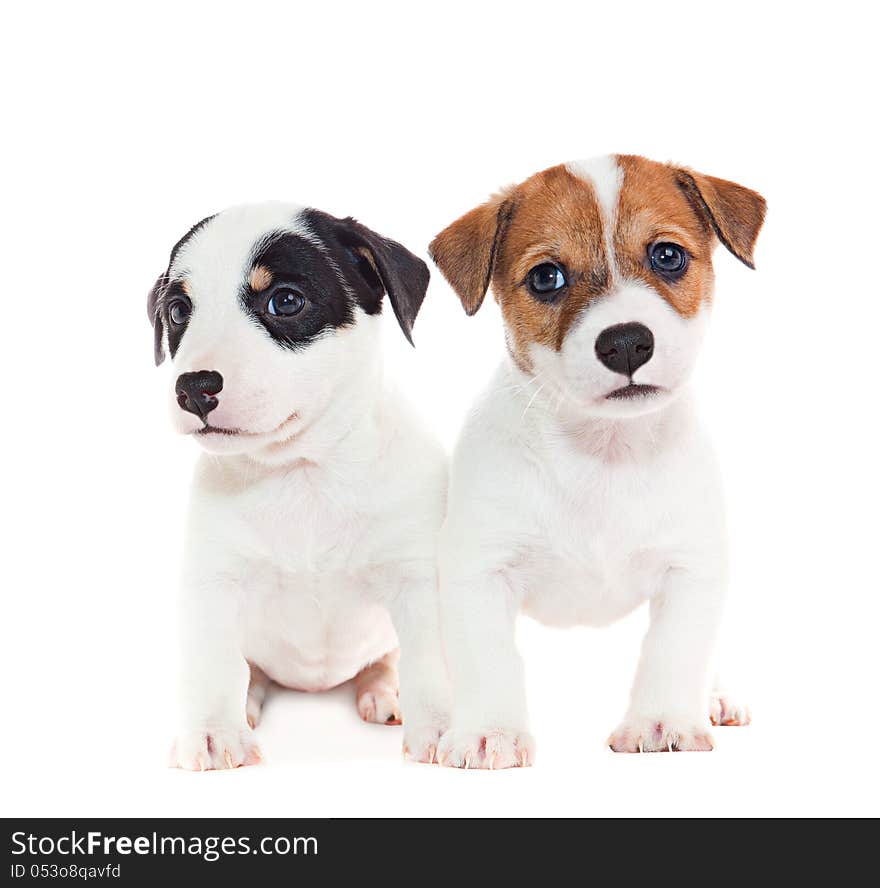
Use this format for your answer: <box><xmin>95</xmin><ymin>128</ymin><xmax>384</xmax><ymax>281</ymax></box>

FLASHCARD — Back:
<box><xmin>430</xmin><ymin>155</ymin><xmax>765</xmax><ymax>767</ymax></box>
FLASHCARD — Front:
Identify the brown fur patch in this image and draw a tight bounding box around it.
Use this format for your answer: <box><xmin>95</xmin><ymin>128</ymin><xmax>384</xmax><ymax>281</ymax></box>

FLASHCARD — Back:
<box><xmin>431</xmin><ymin>166</ymin><xmax>611</xmax><ymax>368</ymax></box>
<box><xmin>614</xmin><ymin>155</ymin><xmax>766</xmax><ymax>317</ymax></box>
<box><xmin>248</xmin><ymin>264</ymin><xmax>273</xmax><ymax>292</ymax></box>
<box><xmin>614</xmin><ymin>154</ymin><xmax>718</xmax><ymax>318</ymax></box>
<box><xmin>494</xmin><ymin>166</ymin><xmax>610</xmax><ymax>362</ymax></box>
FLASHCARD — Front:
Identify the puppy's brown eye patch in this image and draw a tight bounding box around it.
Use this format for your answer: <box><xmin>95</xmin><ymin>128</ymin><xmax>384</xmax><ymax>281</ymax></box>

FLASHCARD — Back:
<box><xmin>613</xmin><ymin>155</ymin><xmax>718</xmax><ymax>319</ymax></box>
<box><xmin>488</xmin><ymin>165</ymin><xmax>613</xmax><ymax>368</ymax></box>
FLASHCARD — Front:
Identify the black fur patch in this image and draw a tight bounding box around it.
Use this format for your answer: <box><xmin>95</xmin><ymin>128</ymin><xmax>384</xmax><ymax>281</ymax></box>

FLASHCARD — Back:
<box><xmin>301</xmin><ymin>210</ymin><xmax>430</xmax><ymax>344</ymax></box>
<box><xmin>163</xmin><ymin>280</ymin><xmax>191</xmax><ymax>359</ymax></box>
<box><xmin>242</xmin><ymin>211</ymin><xmax>431</xmax><ymax>350</ymax></box>
<box><xmin>242</xmin><ymin>230</ymin><xmax>358</xmax><ymax>350</ymax></box>
<box><xmin>147</xmin><ymin>213</ymin><xmax>216</xmax><ymax>365</ymax></box>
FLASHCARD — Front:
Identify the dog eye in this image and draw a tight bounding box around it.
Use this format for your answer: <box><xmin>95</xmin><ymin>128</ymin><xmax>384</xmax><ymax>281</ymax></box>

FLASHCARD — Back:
<box><xmin>526</xmin><ymin>263</ymin><xmax>567</xmax><ymax>300</ymax></box>
<box><xmin>649</xmin><ymin>243</ymin><xmax>688</xmax><ymax>278</ymax></box>
<box><xmin>168</xmin><ymin>299</ymin><xmax>192</xmax><ymax>326</ymax></box>
<box><xmin>267</xmin><ymin>287</ymin><xmax>306</xmax><ymax>317</ymax></box>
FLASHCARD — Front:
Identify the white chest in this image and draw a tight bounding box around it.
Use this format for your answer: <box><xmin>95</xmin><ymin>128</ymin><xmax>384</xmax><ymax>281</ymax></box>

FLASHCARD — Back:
<box><xmin>193</xmin><ymin>463</ymin><xmax>401</xmax><ymax>689</ymax></box>
<box><xmin>517</xmin><ymin>438</ymin><xmax>724</xmax><ymax>628</ymax></box>
<box><xmin>229</xmin><ymin>466</ymin><xmax>378</xmax><ymax>574</ymax></box>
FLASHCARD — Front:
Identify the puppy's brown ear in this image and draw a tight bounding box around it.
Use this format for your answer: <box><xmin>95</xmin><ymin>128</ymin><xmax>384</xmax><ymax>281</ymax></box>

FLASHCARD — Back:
<box><xmin>429</xmin><ymin>192</ymin><xmax>515</xmax><ymax>315</ymax></box>
<box><xmin>147</xmin><ymin>273</ymin><xmax>167</xmax><ymax>366</ymax></box>
<box><xmin>675</xmin><ymin>168</ymin><xmax>767</xmax><ymax>269</ymax></box>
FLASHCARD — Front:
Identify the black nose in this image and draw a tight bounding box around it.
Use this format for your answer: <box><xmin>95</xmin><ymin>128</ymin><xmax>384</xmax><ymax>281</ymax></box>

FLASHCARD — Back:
<box><xmin>175</xmin><ymin>370</ymin><xmax>223</xmax><ymax>420</ymax></box>
<box><xmin>595</xmin><ymin>323</ymin><xmax>654</xmax><ymax>376</ymax></box>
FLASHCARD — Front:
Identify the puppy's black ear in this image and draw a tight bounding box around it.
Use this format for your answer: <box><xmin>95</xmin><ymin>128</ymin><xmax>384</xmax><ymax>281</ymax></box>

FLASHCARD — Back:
<box><xmin>305</xmin><ymin>210</ymin><xmax>430</xmax><ymax>346</ymax></box>
<box><xmin>429</xmin><ymin>191</ymin><xmax>516</xmax><ymax>315</ymax></box>
<box><xmin>147</xmin><ymin>273</ymin><xmax>167</xmax><ymax>366</ymax></box>
<box><xmin>675</xmin><ymin>168</ymin><xmax>767</xmax><ymax>269</ymax></box>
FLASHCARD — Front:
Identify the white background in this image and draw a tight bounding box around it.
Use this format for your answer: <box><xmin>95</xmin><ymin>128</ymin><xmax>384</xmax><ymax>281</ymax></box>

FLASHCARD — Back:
<box><xmin>3</xmin><ymin>1</ymin><xmax>878</xmax><ymax>817</ymax></box>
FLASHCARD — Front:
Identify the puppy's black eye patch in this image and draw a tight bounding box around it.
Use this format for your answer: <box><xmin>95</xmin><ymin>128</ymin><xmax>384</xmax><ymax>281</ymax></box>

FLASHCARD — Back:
<box><xmin>148</xmin><ymin>212</ymin><xmax>217</xmax><ymax>366</ymax></box>
<box><xmin>162</xmin><ymin>282</ymin><xmax>192</xmax><ymax>358</ymax></box>
<box><xmin>242</xmin><ymin>232</ymin><xmax>355</xmax><ymax>350</ymax></box>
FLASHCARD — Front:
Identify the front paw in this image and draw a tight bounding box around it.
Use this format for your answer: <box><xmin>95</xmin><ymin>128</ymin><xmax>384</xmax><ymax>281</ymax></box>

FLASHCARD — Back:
<box><xmin>402</xmin><ymin>724</ymin><xmax>443</xmax><ymax>764</ymax></box>
<box><xmin>608</xmin><ymin>715</ymin><xmax>713</xmax><ymax>753</ymax></box>
<box><xmin>710</xmin><ymin>693</ymin><xmax>751</xmax><ymax>727</ymax></box>
<box><xmin>170</xmin><ymin>725</ymin><xmax>262</xmax><ymax>771</ymax></box>
<box><xmin>437</xmin><ymin>728</ymin><xmax>535</xmax><ymax>769</ymax></box>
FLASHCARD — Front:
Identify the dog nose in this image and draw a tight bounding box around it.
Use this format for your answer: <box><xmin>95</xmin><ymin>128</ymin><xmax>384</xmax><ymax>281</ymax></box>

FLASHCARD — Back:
<box><xmin>175</xmin><ymin>370</ymin><xmax>223</xmax><ymax>419</ymax></box>
<box><xmin>595</xmin><ymin>323</ymin><xmax>654</xmax><ymax>376</ymax></box>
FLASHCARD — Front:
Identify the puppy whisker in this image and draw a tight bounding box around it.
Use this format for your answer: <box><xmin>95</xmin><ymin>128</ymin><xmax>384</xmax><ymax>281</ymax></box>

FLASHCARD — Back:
<box><xmin>520</xmin><ymin>381</ymin><xmax>548</xmax><ymax>422</ymax></box>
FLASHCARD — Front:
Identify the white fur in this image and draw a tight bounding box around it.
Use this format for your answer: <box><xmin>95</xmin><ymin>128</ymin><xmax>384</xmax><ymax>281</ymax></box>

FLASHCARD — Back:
<box><xmin>163</xmin><ymin>204</ymin><xmax>449</xmax><ymax>769</ymax></box>
<box><xmin>565</xmin><ymin>156</ymin><xmax>623</xmax><ymax>225</ymax></box>
<box><xmin>437</xmin><ymin>157</ymin><xmax>737</xmax><ymax>767</ymax></box>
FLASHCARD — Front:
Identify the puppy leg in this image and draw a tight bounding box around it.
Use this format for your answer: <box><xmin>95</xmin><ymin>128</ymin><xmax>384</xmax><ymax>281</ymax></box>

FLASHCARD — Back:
<box><xmin>609</xmin><ymin>568</ymin><xmax>722</xmax><ymax>753</ymax></box>
<box><xmin>386</xmin><ymin>567</ymin><xmax>452</xmax><ymax>764</ymax></box>
<box><xmin>708</xmin><ymin>622</ymin><xmax>752</xmax><ymax>725</ymax></box>
<box><xmin>246</xmin><ymin>663</ymin><xmax>272</xmax><ymax>729</ymax></box>
<box><xmin>355</xmin><ymin>650</ymin><xmax>402</xmax><ymax>725</ymax></box>
<box><xmin>170</xmin><ymin>570</ymin><xmax>260</xmax><ymax>771</ymax></box>
<box><xmin>437</xmin><ymin>570</ymin><xmax>534</xmax><ymax>769</ymax></box>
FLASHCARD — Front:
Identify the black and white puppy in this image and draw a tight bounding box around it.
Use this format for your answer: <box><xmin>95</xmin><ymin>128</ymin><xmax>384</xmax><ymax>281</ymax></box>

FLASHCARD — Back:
<box><xmin>148</xmin><ymin>203</ymin><xmax>448</xmax><ymax>769</ymax></box>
